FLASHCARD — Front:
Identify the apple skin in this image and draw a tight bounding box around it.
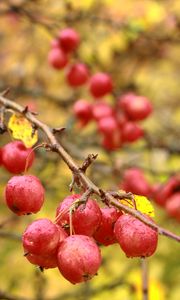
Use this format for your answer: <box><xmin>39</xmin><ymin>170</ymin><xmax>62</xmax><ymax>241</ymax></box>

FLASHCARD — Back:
<box><xmin>114</xmin><ymin>214</ymin><xmax>158</xmax><ymax>258</ymax></box>
<box><xmin>57</xmin><ymin>235</ymin><xmax>102</xmax><ymax>284</ymax></box>
<box><xmin>5</xmin><ymin>175</ymin><xmax>45</xmax><ymax>215</ymax></box>
<box><xmin>2</xmin><ymin>141</ymin><xmax>35</xmax><ymax>174</ymax></box>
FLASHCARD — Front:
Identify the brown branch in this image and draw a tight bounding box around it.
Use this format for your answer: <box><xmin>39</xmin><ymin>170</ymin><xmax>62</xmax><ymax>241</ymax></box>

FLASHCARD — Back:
<box><xmin>79</xmin><ymin>153</ymin><xmax>98</xmax><ymax>173</ymax></box>
<box><xmin>0</xmin><ymin>94</ymin><xmax>180</xmax><ymax>243</ymax></box>
<box><xmin>0</xmin><ymin>215</ymin><xmax>18</xmax><ymax>228</ymax></box>
<box><xmin>141</xmin><ymin>258</ymin><xmax>148</xmax><ymax>300</ymax></box>
<box><xmin>0</xmin><ymin>231</ymin><xmax>21</xmax><ymax>241</ymax></box>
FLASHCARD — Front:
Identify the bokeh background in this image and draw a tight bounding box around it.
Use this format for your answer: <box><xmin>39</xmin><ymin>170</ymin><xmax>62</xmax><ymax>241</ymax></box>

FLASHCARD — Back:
<box><xmin>0</xmin><ymin>1</ymin><xmax>180</xmax><ymax>300</ymax></box>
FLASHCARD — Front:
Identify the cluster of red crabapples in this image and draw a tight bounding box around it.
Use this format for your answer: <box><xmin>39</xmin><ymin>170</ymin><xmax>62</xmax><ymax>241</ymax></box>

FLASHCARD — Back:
<box><xmin>48</xmin><ymin>28</ymin><xmax>153</xmax><ymax>151</ymax></box>
<box><xmin>0</xmin><ymin>140</ymin><xmax>158</xmax><ymax>284</ymax></box>
<box><xmin>120</xmin><ymin>167</ymin><xmax>180</xmax><ymax>223</ymax></box>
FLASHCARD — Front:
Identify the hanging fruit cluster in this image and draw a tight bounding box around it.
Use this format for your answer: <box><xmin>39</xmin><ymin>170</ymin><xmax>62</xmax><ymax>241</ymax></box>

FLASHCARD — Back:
<box><xmin>48</xmin><ymin>28</ymin><xmax>153</xmax><ymax>151</ymax></box>
<box><xmin>0</xmin><ymin>138</ymin><xmax>158</xmax><ymax>284</ymax></box>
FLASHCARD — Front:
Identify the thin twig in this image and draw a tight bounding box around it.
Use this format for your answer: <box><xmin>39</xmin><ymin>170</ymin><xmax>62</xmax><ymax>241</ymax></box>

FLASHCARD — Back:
<box><xmin>141</xmin><ymin>258</ymin><xmax>148</xmax><ymax>300</ymax></box>
<box><xmin>0</xmin><ymin>231</ymin><xmax>21</xmax><ymax>241</ymax></box>
<box><xmin>0</xmin><ymin>215</ymin><xmax>18</xmax><ymax>228</ymax></box>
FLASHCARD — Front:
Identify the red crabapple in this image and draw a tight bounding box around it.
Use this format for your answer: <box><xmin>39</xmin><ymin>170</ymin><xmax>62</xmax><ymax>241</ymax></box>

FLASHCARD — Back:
<box><xmin>118</xmin><ymin>93</ymin><xmax>135</xmax><ymax>108</ymax></box>
<box><xmin>56</xmin><ymin>194</ymin><xmax>102</xmax><ymax>236</ymax></box>
<box><xmin>89</xmin><ymin>73</ymin><xmax>113</xmax><ymax>98</ymax></box>
<box><xmin>92</xmin><ymin>102</ymin><xmax>114</xmax><ymax>120</ymax></box>
<box><xmin>0</xmin><ymin>148</ymin><xmax>2</xmax><ymax>165</ymax></box>
<box><xmin>94</xmin><ymin>207</ymin><xmax>122</xmax><ymax>246</ymax></box>
<box><xmin>25</xmin><ymin>252</ymin><xmax>58</xmax><ymax>269</ymax></box>
<box><xmin>58</xmin><ymin>28</ymin><xmax>80</xmax><ymax>52</ymax></box>
<box><xmin>22</xmin><ymin>218</ymin><xmax>62</xmax><ymax>255</ymax></box>
<box><xmin>118</xmin><ymin>93</ymin><xmax>152</xmax><ymax>121</ymax></box>
<box><xmin>56</xmin><ymin>194</ymin><xmax>80</xmax><ymax>227</ymax></box>
<box><xmin>2</xmin><ymin>141</ymin><xmax>34</xmax><ymax>174</ymax></box>
<box><xmin>165</xmin><ymin>193</ymin><xmax>180</xmax><ymax>222</ymax></box>
<box><xmin>57</xmin><ymin>235</ymin><xmax>101</xmax><ymax>284</ymax></box>
<box><xmin>114</xmin><ymin>214</ymin><xmax>158</xmax><ymax>258</ymax></box>
<box><xmin>116</xmin><ymin>110</ymin><xmax>128</xmax><ymax>128</ymax></box>
<box><xmin>51</xmin><ymin>38</ymin><xmax>60</xmax><ymax>48</ymax></box>
<box><xmin>97</xmin><ymin>116</ymin><xmax>118</xmax><ymax>135</ymax></box>
<box><xmin>121</xmin><ymin>121</ymin><xmax>144</xmax><ymax>143</ymax></box>
<box><xmin>48</xmin><ymin>47</ymin><xmax>68</xmax><ymax>69</ymax></box>
<box><xmin>5</xmin><ymin>175</ymin><xmax>45</xmax><ymax>215</ymax></box>
<box><xmin>73</xmin><ymin>99</ymin><xmax>92</xmax><ymax>125</ymax></box>
<box><xmin>150</xmin><ymin>183</ymin><xmax>162</xmax><ymax>199</ymax></box>
<box><xmin>66</xmin><ymin>63</ymin><xmax>89</xmax><ymax>87</ymax></box>
<box><xmin>153</xmin><ymin>176</ymin><xmax>180</xmax><ymax>206</ymax></box>
<box><xmin>120</xmin><ymin>168</ymin><xmax>152</xmax><ymax>197</ymax></box>
<box><xmin>101</xmin><ymin>131</ymin><xmax>122</xmax><ymax>151</ymax></box>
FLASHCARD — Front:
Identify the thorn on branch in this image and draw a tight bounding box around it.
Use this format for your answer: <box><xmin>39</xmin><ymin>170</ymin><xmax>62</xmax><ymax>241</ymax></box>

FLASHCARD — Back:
<box><xmin>22</xmin><ymin>106</ymin><xmax>29</xmax><ymax>114</ymax></box>
<box><xmin>79</xmin><ymin>153</ymin><xmax>98</xmax><ymax>173</ymax></box>
<box><xmin>52</xmin><ymin>127</ymin><xmax>66</xmax><ymax>134</ymax></box>
<box><xmin>1</xmin><ymin>88</ymin><xmax>11</xmax><ymax>97</ymax></box>
<box><xmin>22</xmin><ymin>105</ymin><xmax>38</xmax><ymax>116</ymax></box>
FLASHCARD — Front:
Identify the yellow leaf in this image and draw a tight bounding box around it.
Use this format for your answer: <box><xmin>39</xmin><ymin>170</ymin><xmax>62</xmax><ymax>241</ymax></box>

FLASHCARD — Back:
<box><xmin>8</xmin><ymin>114</ymin><xmax>38</xmax><ymax>148</ymax></box>
<box><xmin>120</xmin><ymin>194</ymin><xmax>155</xmax><ymax>218</ymax></box>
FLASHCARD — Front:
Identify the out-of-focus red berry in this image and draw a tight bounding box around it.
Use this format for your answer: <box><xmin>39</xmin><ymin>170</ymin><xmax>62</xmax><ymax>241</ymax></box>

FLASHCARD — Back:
<box><xmin>153</xmin><ymin>176</ymin><xmax>180</xmax><ymax>206</ymax></box>
<box><xmin>58</xmin><ymin>28</ymin><xmax>80</xmax><ymax>52</ymax></box>
<box><xmin>165</xmin><ymin>193</ymin><xmax>180</xmax><ymax>222</ymax></box>
<box><xmin>48</xmin><ymin>47</ymin><xmax>68</xmax><ymax>69</ymax></box>
<box><xmin>66</xmin><ymin>63</ymin><xmax>89</xmax><ymax>87</ymax></box>
<box><xmin>97</xmin><ymin>116</ymin><xmax>118</xmax><ymax>135</ymax></box>
<box><xmin>92</xmin><ymin>102</ymin><xmax>114</xmax><ymax>121</ymax></box>
<box><xmin>118</xmin><ymin>93</ymin><xmax>153</xmax><ymax>121</ymax></box>
<box><xmin>120</xmin><ymin>168</ymin><xmax>152</xmax><ymax>197</ymax></box>
<box><xmin>89</xmin><ymin>73</ymin><xmax>113</xmax><ymax>98</ymax></box>
<box><xmin>121</xmin><ymin>122</ymin><xmax>144</xmax><ymax>143</ymax></box>
<box><xmin>101</xmin><ymin>131</ymin><xmax>122</xmax><ymax>151</ymax></box>
<box><xmin>73</xmin><ymin>99</ymin><xmax>92</xmax><ymax>125</ymax></box>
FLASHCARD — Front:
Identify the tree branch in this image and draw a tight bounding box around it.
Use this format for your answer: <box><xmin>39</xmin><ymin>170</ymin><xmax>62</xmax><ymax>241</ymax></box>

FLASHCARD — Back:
<box><xmin>0</xmin><ymin>94</ymin><xmax>180</xmax><ymax>243</ymax></box>
<box><xmin>141</xmin><ymin>258</ymin><xmax>148</xmax><ymax>300</ymax></box>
